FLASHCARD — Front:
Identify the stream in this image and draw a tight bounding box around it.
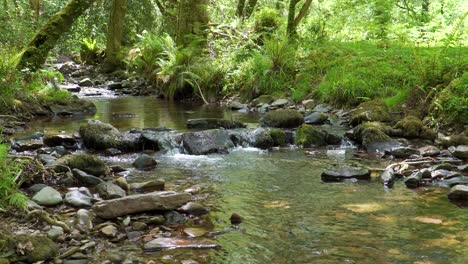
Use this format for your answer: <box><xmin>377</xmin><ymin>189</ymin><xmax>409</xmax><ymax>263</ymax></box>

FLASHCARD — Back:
<box><xmin>24</xmin><ymin>96</ymin><xmax>467</xmax><ymax>263</ymax></box>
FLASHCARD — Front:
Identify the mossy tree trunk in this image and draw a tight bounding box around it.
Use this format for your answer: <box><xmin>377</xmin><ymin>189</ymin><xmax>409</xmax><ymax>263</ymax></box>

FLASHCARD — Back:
<box><xmin>105</xmin><ymin>0</ymin><xmax>128</xmax><ymax>69</ymax></box>
<box><xmin>287</xmin><ymin>0</ymin><xmax>312</xmax><ymax>37</ymax></box>
<box><xmin>237</xmin><ymin>0</ymin><xmax>246</xmax><ymax>18</ymax></box>
<box><xmin>17</xmin><ymin>0</ymin><xmax>95</xmax><ymax>71</ymax></box>
<box><xmin>243</xmin><ymin>0</ymin><xmax>258</xmax><ymax>18</ymax></box>
<box><xmin>175</xmin><ymin>0</ymin><xmax>210</xmax><ymax>46</ymax></box>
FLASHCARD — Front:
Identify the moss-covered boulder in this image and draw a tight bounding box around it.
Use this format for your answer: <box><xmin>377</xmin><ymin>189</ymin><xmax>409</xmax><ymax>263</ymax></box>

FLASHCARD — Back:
<box><xmin>251</xmin><ymin>95</ymin><xmax>274</xmax><ymax>106</ymax></box>
<box><xmin>296</xmin><ymin>124</ymin><xmax>327</xmax><ymax>147</ymax></box>
<box><xmin>0</xmin><ymin>234</ymin><xmax>58</xmax><ymax>263</ymax></box>
<box><xmin>260</xmin><ymin>110</ymin><xmax>304</xmax><ymax>128</ymax></box>
<box><xmin>269</xmin><ymin>129</ymin><xmax>287</xmax><ymax>147</ymax></box>
<box><xmin>352</xmin><ymin>122</ymin><xmax>399</xmax><ymax>151</ymax></box>
<box><xmin>79</xmin><ymin>120</ymin><xmax>142</xmax><ymax>151</ymax></box>
<box><xmin>439</xmin><ymin>133</ymin><xmax>468</xmax><ymax>148</ymax></box>
<box><xmin>56</xmin><ymin>154</ymin><xmax>109</xmax><ymax>176</ymax></box>
<box><xmin>350</xmin><ymin>100</ymin><xmax>391</xmax><ymax>126</ymax></box>
<box><xmin>394</xmin><ymin>115</ymin><xmax>436</xmax><ymax>140</ymax></box>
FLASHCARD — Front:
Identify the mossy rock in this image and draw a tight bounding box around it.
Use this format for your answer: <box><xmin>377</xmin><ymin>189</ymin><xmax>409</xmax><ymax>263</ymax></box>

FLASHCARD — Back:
<box><xmin>0</xmin><ymin>234</ymin><xmax>58</xmax><ymax>263</ymax></box>
<box><xmin>79</xmin><ymin>120</ymin><xmax>121</xmax><ymax>150</ymax></box>
<box><xmin>350</xmin><ymin>100</ymin><xmax>391</xmax><ymax>126</ymax></box>
<box><xmin>353</xmin><ymin>122</ymin><xmax>398</xmax><ymax>151</ymax></box>
<box><xmin>260</xmin><ymin>110</ymin><xmax>304</xmax><ymax>128</ymax></box>
<box><xmin>439</xmin><ymin>134</ymin><xmax>468</xmax><ymax>148</ymax></box>
<box><xmin>251</xmin><ymin>95</ymin><xmax>275</xmax><ymax>106</ymax></box>
<box><xmin>269</xmin><ymin>129</ymin><xmax>287</xmax><ymax>146</ymax></box>
<box><xmin>56</xmin><ymin>154</ymin><xmax>109</xmax><ymax>176</ymax></box>
<box><xmin>394</xmin><ymin>115</ymin><xmax>436</xmax><ymax>140</ymax></box>
<box><xmin>296</xmin><ymin>124</ymin><xmax>327</xmax><ymax>147</ymax></box>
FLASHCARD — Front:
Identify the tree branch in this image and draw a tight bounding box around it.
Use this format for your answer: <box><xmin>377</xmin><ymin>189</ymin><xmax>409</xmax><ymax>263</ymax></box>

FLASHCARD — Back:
<box><xmin>294</xmin><ymin>0</ymin><xmax>312</xmax><ymax>26</ymax></box>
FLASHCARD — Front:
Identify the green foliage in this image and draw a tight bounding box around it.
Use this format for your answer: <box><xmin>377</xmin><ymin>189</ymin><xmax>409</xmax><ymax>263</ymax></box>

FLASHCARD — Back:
<box><xmin>80</xmin><ymin>37</ymin><xmax>101</xmax><ymax>64</ymax></box>
<box><xmin>254</xmin><ymin>7</ymin><xmax>281</xmax><ymax>34</ymax></box>
<box><xmin>0</xmin><ymin>144</ymin><xmax>28</xmax><ymax>210</ymax></box>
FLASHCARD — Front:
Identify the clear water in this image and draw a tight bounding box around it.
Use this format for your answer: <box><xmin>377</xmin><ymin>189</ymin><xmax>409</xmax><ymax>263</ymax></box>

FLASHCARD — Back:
<box><xmin>27</xmin><ymin>96</ymin><xmax>468</xmax><ymax>264</ymax></box>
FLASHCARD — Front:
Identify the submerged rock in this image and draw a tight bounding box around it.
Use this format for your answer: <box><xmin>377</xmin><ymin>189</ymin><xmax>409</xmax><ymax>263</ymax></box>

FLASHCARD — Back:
<box><xmin>321</xmin><ymin>167</ymin><xmax>371</xmax><ymax>182</ymax></box>
<box><xmin>403</xmin><ymin>171</ymin><xmax>425</xmax><ymax>188</ymax></box>
<box><xmin>132</xmin><ymin>154</ymin><xmax>157</xmax><ymax>170</ymax></box>
<box><xmin>186</xmin><ymin>118</ymin><xmax>246</xmax><ymax>129</ymax></box>
<box><xmin>296</xmin><ymin>124</ymin><xmax>327</xmax><ymax>147</ymax></box>
<box><xmin>79</xmin><ymin>78</ymin><xmax>93</xmax><ymax>87</ymax></box>
<box><xmin>56</xmin><ymin>154</ymin><xmax>109</xmax><ymax>177</ymax></box>
<box><xmin>144</xmin><ymin>237</ymin><xmax>219</xmax><ymax>251</ymax></box>
<box><xmin>260</xmin><ymin>109</ymin><xmax>304</xmax><ymax>128</ymax></box>
<box><xmin>381</xmin><ymin>169</ymin><xmax>395</xmax><ymax>188</ymax></box>
<box><xmin>32</xmin><ymin>186</ymin><xmax>63</xmax><ymax>206</ymax></box>
<box><xmin>129</xmin><ymin>179</ymin><xmax>165</xmax><ymax>192</ymax></box>
<box><xmin>92</xmin><ymin>191</ymin><xmax>191</xmax><ymax>219</ymax></box>
<box><xmin>182</xmin><ymin>129</ymin><xmax>234</xmax><ymax>155</ymax></box>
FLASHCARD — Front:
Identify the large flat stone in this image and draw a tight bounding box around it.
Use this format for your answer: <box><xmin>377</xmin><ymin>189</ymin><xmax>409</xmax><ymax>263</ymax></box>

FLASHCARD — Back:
<box><xmin>92</xmin><ymin>191</ymin><xmax>191</xmax><ymax>219</ymax></box>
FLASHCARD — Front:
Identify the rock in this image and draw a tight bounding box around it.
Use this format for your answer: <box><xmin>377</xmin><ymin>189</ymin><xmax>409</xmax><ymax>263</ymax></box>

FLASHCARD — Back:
<box><xmin>251</xmin><ymin>95</ymin><xmax>274</xmax><ymax>106</ymax></box>
<box><xmin>56</xmin><ymin>154</ymin><xmax>109</xmax><ymax>176</ymax></box>
<box><xmin>78</xmin><ymin>78</ymin><xmax>93</xmax><ymax>87</ymax></box>
<box><xmin>380</xmin><ymin>169</ymin><xmax>395</xmax><ymax>188</ymax></box>
<box><xmin>444</xmin><ymin>176</ymin><xmax>468</xmax><ymax>187</ymax></box>
<box><xmin>439</xmin><ymin>134</ymin><xmax>468</xmax><ymax>148</ymax></box>
<box><xmin>269</xmin><ymin>129</ymin><xmax>287</xmax><ymax>147</ymax></box>
<box><xmin>147</xmin><ymin>216</ymin><xmax>165</xmax><ymax>225</ymax></box>
<box><xmin>260</xmin><ymin>109</ymin><xmax>304</xmax><ymax>128</ymax></box>
<box><xmin>28</xmin><ymin>184</ymin><xmax>48</xmax><ymax>193</ymax></box>
<box><xmin>96</xmin><ymin>182</ymin><xmax>126</xmax><ymax>200</ymax></box>
<box><xmin>394</xmin><ymin>115</ymin><xmax>436</xmax><ymax>140</ymax></box>
<box><xmin>108</xmin><ymin>82</ymin><xmax>123</xmax><ymax>90</ymax></box>
<box><xmin>74</xmin><ymin>209</ymin><xmax>94</xmax><ymax>231</ymax></box>
<box><xmin>270</xmin><ymin>98</ymin><xmax>289</xmax><ymax>108</ymax></box>
<box><xmin>419</xmin><ymin>146</ymin><xmax>440</xmax><ymax>157</ymax></box>
<box><xmin>104</xmin><ymin>148</ymin><xmax>122</xmax><ymax>156</ymax></box>
<box><xmin>0</xmin><ymin>235</ymin><xmax>58</xmax><ymax>263</ymax></box>
<box><xmin>227</xmin><ymin>101</ymin><xmax>246</xmax><ymax>110</ymax></box>
<box><xmin>144</xmin><ymin>237</ymin><xmax>219</xmax><ymax>251</ymax></box>
<box><xmin>132</xmin><ymin>154</ymin><xmax>157</xmax><ymax>170</ymax></box>
<box><xmin>180</xmin><ymin>202</ymin><xmax>209</xmax><ymax>216</ymax></box>
<box><xmin>114</xmin><ymin>177</ymin><xmax>129</xmax><ymax>191</ymax></box>
<box><xmin>321</xmin><ymin>167</ymin><xmax>371</xmax><ymax>182</ymax></box>
<box><xmin>449</xmin><ymin>145</ymin><xmax>468</xmax><ymax>159</ymax></box>
<box><xmin>182</xmin><ymin>129</ymin><xmax>234</xmax><ymax>155</ymax></box>
<box><xmin>100</xmin><ymin>225</ymin><xmax>118</xmax><ymax>238</ymax></box>
<box><xmin>448</xmin><ymin>185</ymin><xmax>468</xmax><ymax>202</ymax></box>
<box><xmin>430</xmin><ymin>163</ymin><xmax>453</xmax><ymax>171</ymax></box>
<box><xmin>65</xmin><ymin>188</ymin><xmax>93</xmax><ymax>207</ymax></box>
<box><xmin>251</xmin><ymin>128</ymin><xmax>274</xmax><ymax>149</ymax></box>
<box><xmin>92</xmin><ymin>191</ymin><xmax>192</xmax><ymax>219</ymax></box>
<box><xmin>404</xmin><ymin>171</ymin><xmax>425</xmax><ymax>188</ymax></box>
<box><xmin>32</xmin><ymin>186</ymin><xmax>63</xmax><ymax>206</ymax></box>
<box><xmin>230</xmin><ymin>213</ymin><xmax>243</xmax><ymax>225</ymax></box>
<box><xmin>43</xmin><ymin>134</ymin><xmax>77</xmax><ymax>148</ymax></box>
<box><xmin>79</xmin><ymin>120</ymin><xmax>142</xmax><ymax>151</ymax></box>
<box><xmin>301</xmin><ymin>99</ymin><xmax>316</xmax><ymax>110</ymax></box>
<box><xmin>295</xmin><ymin>124</ymin><xmax>327</xmax><ymax>147</ymax></box>
<box><xmin>186</xmin><ymin>118</ymin><xmax>246</xmax><ymax>130</ymax></box>
<box><xmin>304</xmin><ymin>112</ymin><xmax>328</xmax><ymax>125</ymax></box>
<box><xmin>129</xmin><ymin>180</ymin><xmax>165</xmax><ymax>192</ymax></box>
<box><xmin>164</xmin><ymin>211</ymin><xmax>187</xmax><ymax>225</ymax></box>
<box><xmin>350</xmin><ymin>122</ymin><xmax>399</xmax><ymax>152</ymax></box>
<box><xmin>312</xmin><ymin>104</ymin><xmax>332</xmax><ymax>113</ymax></box>
<box><xmin>386</xmin><ymin>147</ymin><xmax>420</xmax><ymax>158</ymax></box>
<box><xmin>132</xmin><ymin>222</ymin><xmax>148</xmax><ymax>231</ymax></box>
<box><xmin>49</xmin><ymin>99</ymin><xmax>96</xmax><ymax>116</ymax></box>
<box><xmin>72</xmin><ymin>168</ymin><xmax>104</xmax><ymax>186</ymax></box>
<box><xmin>11</xmin><ymin>139</ymin><xmax>43</xmax><ymax>152</ymax></box>
<box><xmin>38</xmin><ymin>154</ymin><xmax>57</xmax><ymax>166</ymax></box>
<box><xmin>110</xmin><ymin>165</ymin><xmax>127</xmax><ymax>174</ymax></box>
<box><xmin>41</xmin><ymin>146</ymin><xmax>68</xmax><ymax>156</ymax></box>
<box><xmin>47</xmin><ymin>226</ymin><xmax>64</xmax><ymax>241</ymax></box>
<box><xmin>458</xmin><ymin>164</ymin><xmax>468</xmax><ymax>172</ymax></box>
<box><xmin>350</xmin><ymin>101</ymin><xmax>390</xmax><ymax>126</ymax></box>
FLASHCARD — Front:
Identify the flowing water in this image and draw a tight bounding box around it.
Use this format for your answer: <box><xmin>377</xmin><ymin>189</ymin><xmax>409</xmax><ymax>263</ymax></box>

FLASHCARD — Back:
<box><xmin>27</xmin><ymin>96</ymin><xmax>467</xmax><ymax>264</ymax></box>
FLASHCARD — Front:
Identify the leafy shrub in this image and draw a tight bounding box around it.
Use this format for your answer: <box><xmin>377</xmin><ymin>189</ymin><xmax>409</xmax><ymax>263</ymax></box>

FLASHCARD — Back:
<box><xmin>0</xmin><ymin>144</ymin><xmax>28</xmax><ymax>210</ymax></box>
<box><xmin>80</xmin><ymin>37</ymin><xmax>101</xmax><ymax>64</ymax></box>
<box><xmin>254</xmin><ymin>8</ymin><xmax>281</xmax><ymax>34</ymax></box>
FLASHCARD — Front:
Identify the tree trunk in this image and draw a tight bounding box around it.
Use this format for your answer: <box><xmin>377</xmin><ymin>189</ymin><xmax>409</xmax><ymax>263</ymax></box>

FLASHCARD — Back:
<box><xmin>176</xmin><ymin>0</ymin><xmax>210</xmax><ymax>46</ymax></box>
<box><xmin>17</xmin><ymin>0</ymin><xmax>96</xmax><ymax>71</ymax></box>
<box><xmin>237</xmin><ymin>0</ymin><xmax>246</xmax><ymax>18</ymax></box>
<box><xmin>105</xmin><ymin>0</ymin><xmax>128</xmax><ymax>68</ymax></box>
<box><xmin>244</xmin><ymin>0</ymin><xmax>257</xmax><ymax>18</ymax></box>
<box><xmin>294</xmin><ymin>0</ymin><xmax>312</xmax><ymax>26</ymax></box>
<box><xmin>287</xmin><ymin>0</ymin><xmax>298</xmax><ymax>37</ymax></box>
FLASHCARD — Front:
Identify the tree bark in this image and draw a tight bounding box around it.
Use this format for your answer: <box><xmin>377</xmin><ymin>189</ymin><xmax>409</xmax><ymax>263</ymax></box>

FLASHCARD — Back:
<box><xmin>237</xmin><ymin>0</ymin><xmax>246</xmax><ymax>18</ymax></box>
<box><xmin>105</xmin><ymin>0</ymin><xmax>128</xmax><ymax>68</ymax></box>
<box><xmin>17</xmin><ymin>0</ymin><xmax>96</xmax><ymax>71</ymax></box>
<box><xmin>294</xmin><ymin>0</ymin><xmax>312</xmax><ymax>26</ymax></box>
<box><xmin>244</xmin><ymin>0</ymin><xmax>257</xmax><ymax>18</ymax></box>
<box><xmin>175</xmin><ymin>0</ymin><xmax>210</xmax><ymax>46</ymax></box>
<box><xmin>287</xmin><ymin>0</ymin><xmax>298</xmax><ymax>36</ymax></box>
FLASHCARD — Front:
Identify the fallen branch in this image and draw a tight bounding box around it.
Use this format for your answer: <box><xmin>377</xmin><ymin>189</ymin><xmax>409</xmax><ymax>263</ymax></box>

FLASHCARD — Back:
<box><xmin>28</xmin><ymin>210</ymin><xmax>71</xmax><ymax>233</ymax></box>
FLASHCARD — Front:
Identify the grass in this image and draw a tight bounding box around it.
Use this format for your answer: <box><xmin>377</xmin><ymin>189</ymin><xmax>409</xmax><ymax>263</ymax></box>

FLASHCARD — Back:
<box><xmin>0</xmin><ymin>144</ymin><xmax>28</xmax><ymax>210</ymax></box>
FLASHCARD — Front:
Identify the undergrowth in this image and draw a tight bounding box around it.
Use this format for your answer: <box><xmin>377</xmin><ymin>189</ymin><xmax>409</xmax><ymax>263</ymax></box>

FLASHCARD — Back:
<box><xmin>0</xmin><ymin>143</ymin><xmax>28</xmax><ymax>210</ymax></box>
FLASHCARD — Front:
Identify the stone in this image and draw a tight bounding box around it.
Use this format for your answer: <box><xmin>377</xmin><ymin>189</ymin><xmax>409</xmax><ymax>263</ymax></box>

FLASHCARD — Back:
<box><xmin>458</xmin><ymin>164</ymin><xmax>468</xmax><ymax>172</ymax></box>
<box><xmin>295</xmin><ymin>124</ymin><xmax>327</xmax><ymax>147</ymax></box>
<box><xmin>251</xmin><ymin>128</ymin><xmax>274</xmax><ymax>149</ymax></box>
<box><xmin>28</xmin><ymin>184</ymin><xmax>48</xmax><ymax>193</ymax></box>
<box><xmin>251</xmin><ymin>95</ymin><xmax>274</xmax><ymax>106</ymax></box>
<box><xmin>96</xmin><ymin>182</ymin><xmax>126</xmax><ymax>200</ymax></box>
<box><xmin>110</xmin><ymin>165</ymin><xmax>127</xmax><ymax>174</ymax></box>
<box><xmin>132</xmin><ymin>154</ymin><xmax>157</xmax><ymax>170</ymax></box>
<box><xmin>380</xmin><ymin>169</ymin><xmax>395</xmax><ymax>188</ymax></box>
<box><xmin>182</xmin><ymin>129</ymin><xmax>234</xmax><ymax>155</ymax></box>
<box><xmin>444</xmin><ymin>176</ymin><xmax>468</xmax><ymax>187</ymax></box>
<box><xmin>47</xmin><ymin>226</ymin><xmax>64</xmax><ymax>241</ymax></box>
<box><xmin>449</xmin><ymin>145</ymin><xmax>468</xmax><ymax>159</ymax></box>
<box><xmin>74</xmin><ymin>209</ymin><xmax>94</xmax><ymax>231</ymax></box>
<box><xmin>42</xmin><ymin>146</ymin><xmax>68</xmax><ymax>156</ymax></box>
<box><xmin>227</xmin><ymin>101</ymin><xmax>247</xmax><ymax>110</ymax></box>
<box><xmin>186</xmin><ymin>118</ymin><xmax>246</xmax><ymax>130</ymax></box>
<box><xmin>144</xmin><ymin>238</ymin><xmax>219</xmax><ymax>251</ymax></box>
<box><xmin>260</xmin><ymin>109</ymin><xmax>304</xmax><ymax>128</ymax></box>
<box><xmin>350</xmin><ymin>101</ymin><xmax>390</xmax><ymax>126</ymax></box>
<box><xmin>386</xmin><ymin>147</ymin><xmax>420</xmax><ymax>158</ymax></box>
<box><xmin>230</xmin><ymin>213</ymin><xmax>243</xmax><ymax>225</ymax></box>
<box><xmin>49</xmin><ymin>99</ymin><xmax>96</xmax><ymax>116</ymax></box>
<box><xmin>11</xmin><ymin>139</ymin><xmax>43</xmax><ymax>152</ymax></box>
<box><xmin>301</xmin><ymin>99</ymin><xmax>316</xmax><ymax>110</ymax></box>
<box><xmin>132</xmin><ymin>222</ymin><xmax>148</xmax><ymax>231</ymax></box>
<box><xmin>147</xmin><ymin>216</ymin><xmax>165</xmax><ymax>225</ymax></box>
<box><xmin>270</xmin><ymin>98</ymin><xmax>289</xmax><ymax>108</ymax></box>
<box><xmin>92</xmin><ymin>192</ymin><xmax>192</xmax><ymax>219</ymax></box>
<box><xmin>304</xmin><ymin>112</ymin><xmax>328</xmax><ymax>125</ymax></box>
<box><xmin>350</xmin><ymin>122</ymin><xmax>399</xmax><ymax>152</ymax></box>
<box><xmin>72</xmin><ymin>168</ymin><xmax>104</xmax><ymax>186</ymax></box>
<box><xmin>321</xmin><ymin>167</ymin><xmax>371</xmax><ymax>182</ymax></box>
<box><xmin>419</xmin><ymin>146</ymin><xmax>440</xmax><ymax>157</ymax></box>
<box><xmin>78</xmin><ymin>78</ymin><xmax>93</xmax><ymax>87</ymax></box>
<box><xmin>43</xmin><ymin>134</ymin><xmax>77</xmax><ymax>148</ymax></box>
<box><xmin>179</xmin><ymin>202</ymin><xmax>209</xmax><ymax>216</ymax></box>
<box><xmin>403</xmin><ymin>171</ymin><xmax>424</xmax><ymax>188</ymax></box>
<box><xmin>183</xmin><ymin>227</ymin><xmax>208</xmax><ymax>237</ymax></box>
<box><xmin>100</xmin><ymin>225</ymin><xmax>118</xmax><ymax>238</ymax></box>
<box><xmin>79</xmin><ymin>120</ymin><xmax>142</xmax><ymax>151</ymax></box>
<box><xmin>104</xmin><ymin>148</ymin><xmax>122</xmax><ymax>156</ymax></box>
<box><xmin>0</xmin><ymin>235</ymin><xmax>59</xmax><ymax>262</ymax></box>
<box><xmin>312</xmin><ymin>104</ymin><xmax>332</xmax><ymax>113</ymax></box>
<box><xmin>129</xmin><ymin>179</ymin><xmax>165</xmax><ymax>192</ymax></box>
<box><xmin>448</xmin><ymin>185</ymin><xmax>468</xmax><ymax>202</ymax></box>
<box><xmin>38</xmin><ymin>154</ymin><xmax>57</xmax><ymax>166</ymax></box>
<box><xmin>57</xmin><ymin>154</ymin><xmax>109</xmax><ymax>176</ymax></box>
<box><xmin>32</xmin><ymin>186</ymin><xmax>63</xmax><ymax>206</ymax></box>
<box><xmin>65</xmin><ymin>188</ymin><xmax>93</xmax><ymax>207</ymax></box>
<box><xmin>114</xmin><ymin>177</ymin><xmax>129</xmax><ymax>191</ymax></box>
<box><xmin>394</xmin><ymin>115</ymin><xmax>436</xmax><ymax>140</ymax></box>
<box><xmin>164</xmin><ymin>211</ymin><xmax>187</xmax><ymax>225</ymax></box>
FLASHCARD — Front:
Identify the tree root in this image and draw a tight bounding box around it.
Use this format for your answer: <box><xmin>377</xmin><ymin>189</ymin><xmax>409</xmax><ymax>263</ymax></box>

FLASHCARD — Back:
<box><xmin>28</xmin><ymin>210</ymin><xmax>71</xmax><ymax>233</ymax></box>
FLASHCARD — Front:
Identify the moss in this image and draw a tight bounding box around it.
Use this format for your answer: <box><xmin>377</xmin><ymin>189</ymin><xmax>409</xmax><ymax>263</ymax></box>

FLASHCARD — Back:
<box><xmin>440</xmin><ymin>134</ymin><xmax>468</xmax><ymax>148</ymax></box>
<box><xmin>0</xmin><ymin>234</ymin><xmax>58</xmax><ymax>263</ymax></box>
<box><xmin>350</xmin><ymin>100</ymin><xmax>391</xmax><ymax>126</ymax></box>
<box><xmin>56</xmin><ymin>154</ymin><xmax>108</xmax><ymax>176</ymax></box>
<box><xmin>269</xmin><ymin>129</ymin><xmax>287</xmax><ymax>146</ymax></box>
<box><xmin>353</xmin><ymin>122</ymin><xmax>393</xmax><ymax>148</ymax></box>
<box><xmin>296</xmin><ymin>124</ymin><xmax>327</xmax><ymax>147</ymax></box>
<box><xmin>79</xmin><ymin>121</ymin><xmax>121</xmax><ymax>150</ymax></box>
<box><xmin>261</xmin><ymin>109</ymin><xmax>304</xmax><ymax>128</ymax></box>
<box><xmin>394</xmin><ymin>115</ymin><xmax>435</xmax><ymax>140</ymax></box>
<box><xmin>251</xmin><ymin>95</ymin><xmax>274</xmax><ymax>106</ymax></box>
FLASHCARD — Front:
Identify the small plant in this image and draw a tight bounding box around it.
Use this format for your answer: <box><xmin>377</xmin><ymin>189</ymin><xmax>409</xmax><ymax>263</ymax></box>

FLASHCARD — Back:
<box><xmin>0</xmin><ymin>143</ymin><xmax>28</xmax><ymax>210</ymax></box>
<box><xmin>80</xmin><ymin>37</ymin><xmax>100</xmax><ymax>64</ymax></box>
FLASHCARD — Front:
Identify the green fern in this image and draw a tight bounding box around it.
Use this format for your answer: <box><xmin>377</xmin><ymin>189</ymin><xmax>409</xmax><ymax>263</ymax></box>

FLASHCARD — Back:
<box><xmin>0</xmin><ymin>143</ymin><xmax>28</xmax><ymax>210</ymax></box>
